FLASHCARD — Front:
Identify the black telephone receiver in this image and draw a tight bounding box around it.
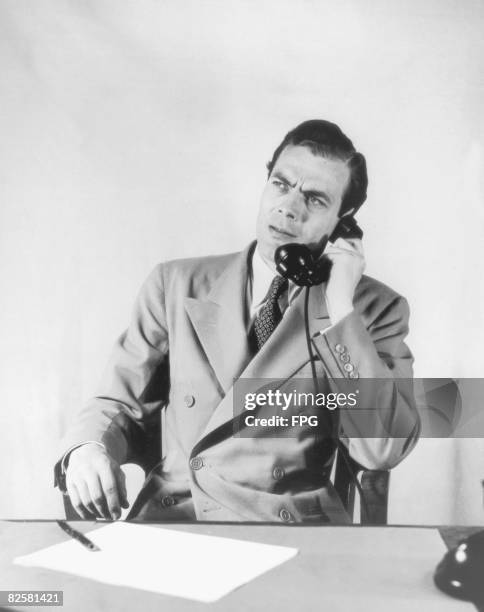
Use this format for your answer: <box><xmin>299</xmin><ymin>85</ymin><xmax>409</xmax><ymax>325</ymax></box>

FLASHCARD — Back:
<box><xmin>274</xmin><ymin>216</ymin><xmax>363</xmax><ymax>286</ymax></box>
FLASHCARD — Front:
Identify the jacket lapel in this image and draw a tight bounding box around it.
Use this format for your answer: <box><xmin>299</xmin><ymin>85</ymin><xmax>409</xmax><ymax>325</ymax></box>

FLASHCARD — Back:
<box><xmin>184</xmin><ymin>243</ymin><xmax>254</xmax><ymax>395</ymax></box>
<box><xmin>242</xmin><ymin>282</ymin><xmax>330</xmax><ymax>380</ymax></box>
<box><xmin>195</xmin><ymin>266</ymin><xmax>333</xmax><ymax>444</ymax></box>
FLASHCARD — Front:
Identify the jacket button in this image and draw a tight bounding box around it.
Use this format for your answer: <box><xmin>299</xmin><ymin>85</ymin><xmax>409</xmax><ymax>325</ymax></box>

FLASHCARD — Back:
<box><xmin>272</xmin><ymin>467</ymin><xmax>285</xmax><ymax>481</ymax></box>
<box><xmin>161</xmin><ymin>495</ymin><xmax>176</xmax><ymax>508</ymax></box>
<box><xmin>335</xmin><ymin>343</ymin><xmax>346</xmax><ymax>354</ymax></box>
<box><xmin>340</xmin><ymin>352</ymin><xmax>350</xmax><ymax>363</ymax></box>
<box><xmin>279</xmin><ymin>508</ymin><xmax>294</xmax><ymax>523</ymax></box>
<box><xmin>349</xmin><ymin>371</ymin><xmax>359</xmax><ymax>379</ymax></box>
<box><xmin>343</xmin><ymin>363</ymin><xmax>354</xmax><ymax>372</ymax></box>
<box><xmin>184</xmin><ymin>394</ymin><xmax>195</xmax><ymax>407</ymax></box>
<box><xmin>190</xmin><ymin>457</ymin><xmax>204</xmax><ymax>470</ymax></box>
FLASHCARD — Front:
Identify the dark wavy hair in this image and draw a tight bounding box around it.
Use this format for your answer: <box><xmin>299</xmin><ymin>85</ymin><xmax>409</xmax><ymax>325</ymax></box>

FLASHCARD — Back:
<box><xmin>266</xmin><ymin>120</ymin><xmax>368</xmax><ymax>215</ymax></box>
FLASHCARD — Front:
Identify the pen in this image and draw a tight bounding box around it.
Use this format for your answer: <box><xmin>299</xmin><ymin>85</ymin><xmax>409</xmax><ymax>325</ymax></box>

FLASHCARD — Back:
<box><xmin>57</xmin><ymin>520</ymin><xmax>101</xmax><ymax>552</ymax></box>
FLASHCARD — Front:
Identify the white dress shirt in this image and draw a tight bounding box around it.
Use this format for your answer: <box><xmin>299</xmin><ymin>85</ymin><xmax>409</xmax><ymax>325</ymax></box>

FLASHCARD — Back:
<box><xmin>248</xmin><ymin>245</ymin><xmax>332</xmax><ymax>337</ymax></box>
<box><xmin>248</xmin><ymin>245</ymin><xmax>301</xmax><ymax>324</ymax></box>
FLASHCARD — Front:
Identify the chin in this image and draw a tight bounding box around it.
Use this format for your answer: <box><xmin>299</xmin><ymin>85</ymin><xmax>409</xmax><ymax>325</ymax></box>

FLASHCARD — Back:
<box><xmin>256</xmin><ymin>238</ymin><xmax>275</xmax><ymax>262</ymax></box>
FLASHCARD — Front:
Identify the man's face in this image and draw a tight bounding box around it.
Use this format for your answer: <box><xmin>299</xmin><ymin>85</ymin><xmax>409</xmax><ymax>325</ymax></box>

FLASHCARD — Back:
<box><xmin>256</xmin><ymin>145</ymin><xmax>351</xmax><ymax>267</ymax></box>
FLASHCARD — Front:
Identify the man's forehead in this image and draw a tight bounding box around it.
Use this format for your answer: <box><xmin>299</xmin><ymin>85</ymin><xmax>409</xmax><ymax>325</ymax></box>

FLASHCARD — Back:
<box><xmin>273</xmin><ymin>145</ymin><xmax>350</xmax><ymax>189</ymax></box>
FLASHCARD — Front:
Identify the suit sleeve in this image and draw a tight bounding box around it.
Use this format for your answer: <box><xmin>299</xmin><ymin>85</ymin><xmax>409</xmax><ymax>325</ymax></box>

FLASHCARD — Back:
<box><xmin>311</xmin><ymin>295</ymin><xmax>420</xmax><ymax>470</ymax></box>
<box><xmin>55</xmin><ymin>264</ymin><xmax>170</xmax><ymax>486</ymax></box>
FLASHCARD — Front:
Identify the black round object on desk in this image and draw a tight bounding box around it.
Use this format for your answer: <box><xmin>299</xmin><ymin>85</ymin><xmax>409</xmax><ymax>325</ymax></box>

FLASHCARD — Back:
<box><xmin>434</xmin><ymin>529</ymin><xmax>484</xmax><ymax>603</ymax></box>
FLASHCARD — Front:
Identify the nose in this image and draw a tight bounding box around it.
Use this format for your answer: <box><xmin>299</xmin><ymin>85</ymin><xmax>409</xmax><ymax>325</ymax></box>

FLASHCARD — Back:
<box><xmin>277</xmin><ymin>192</ymin><xmax>304</xmax><ymax>221</ymax></box>
<box><xmin>277</xmin><ymin>206</ymin><xmax>296</xmax><ymax>221</ymax></box>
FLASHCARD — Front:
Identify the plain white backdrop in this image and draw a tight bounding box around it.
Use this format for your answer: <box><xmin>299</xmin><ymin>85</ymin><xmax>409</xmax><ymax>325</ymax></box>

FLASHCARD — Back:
<box><xmin>0</xmin><ymin>0</ymin><xmax>483</xmax><ymax>522</ymax></box>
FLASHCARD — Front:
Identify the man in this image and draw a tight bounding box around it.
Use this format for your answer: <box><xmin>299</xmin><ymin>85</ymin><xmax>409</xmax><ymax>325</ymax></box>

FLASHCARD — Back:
<box><xmin>55</xmin><ymin>120</ymin><xmax>420</xmax><ymax>522</ymax></box>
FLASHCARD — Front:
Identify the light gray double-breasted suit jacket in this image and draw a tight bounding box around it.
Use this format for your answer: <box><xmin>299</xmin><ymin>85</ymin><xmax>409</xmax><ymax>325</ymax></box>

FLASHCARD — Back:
<box><xmin>58</xmin><ymin>242</ymin><xmax>419</xmax><ymax>522</ymax></box>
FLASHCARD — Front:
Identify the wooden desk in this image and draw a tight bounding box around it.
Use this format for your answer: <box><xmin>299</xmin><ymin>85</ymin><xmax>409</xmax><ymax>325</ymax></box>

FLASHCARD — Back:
<box><xmin>0</xmin><ymin>522</ymin><xmax>481</xmax><ymax>612</ymax></box>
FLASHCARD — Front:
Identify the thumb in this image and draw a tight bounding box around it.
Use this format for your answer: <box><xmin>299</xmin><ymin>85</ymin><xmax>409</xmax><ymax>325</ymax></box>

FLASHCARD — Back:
<box><xmin>115</xmin><ymin>467</ymin><xmax>129</xmax><ymax>508</ymax></box>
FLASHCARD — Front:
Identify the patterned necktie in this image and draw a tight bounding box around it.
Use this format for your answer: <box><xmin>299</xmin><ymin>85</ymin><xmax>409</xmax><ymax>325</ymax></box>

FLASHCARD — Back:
<box><xmin>252</xmin><ymin>275</ymin><xmax>289</xmax><ymax>351</ymax></box>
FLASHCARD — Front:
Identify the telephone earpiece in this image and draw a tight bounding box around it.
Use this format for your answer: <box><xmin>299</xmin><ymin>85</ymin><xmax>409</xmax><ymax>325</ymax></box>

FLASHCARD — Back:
<box><xmin>274</xmin><ymin>216</ymin><xmax>363</xmax><ymax>287</ymax></box>
<box><xmin>328</xmin><ymin>215</ymin><xmax>363</xmax><ymax>243</ymax></box>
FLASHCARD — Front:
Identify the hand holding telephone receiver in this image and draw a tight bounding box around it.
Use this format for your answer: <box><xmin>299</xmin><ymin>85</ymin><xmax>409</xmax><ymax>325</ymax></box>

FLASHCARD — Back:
<box><xmin>274</xmin><ymin>216</ymin><xmax>363</xmax><ymax>286</ymax></box>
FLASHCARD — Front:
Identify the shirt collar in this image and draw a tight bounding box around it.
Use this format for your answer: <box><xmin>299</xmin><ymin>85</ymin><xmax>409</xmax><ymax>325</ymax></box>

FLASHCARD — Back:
<box><xmin>251</xmin><ymin>244</ymin><xmax>300</xmax><ymax>309</ymax></box>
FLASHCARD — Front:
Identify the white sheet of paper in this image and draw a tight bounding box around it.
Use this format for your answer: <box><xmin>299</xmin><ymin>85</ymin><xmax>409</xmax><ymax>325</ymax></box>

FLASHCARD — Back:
<box><xmin>14</xmin><ymin>522</ymin><xmax>298</xmax><ymax>603</ymax></box>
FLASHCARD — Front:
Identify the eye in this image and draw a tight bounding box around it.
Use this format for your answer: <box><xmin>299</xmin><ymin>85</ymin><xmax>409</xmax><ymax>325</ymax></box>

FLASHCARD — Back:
<box><xmin>272</xmin><ymin>179</ymin><xmax>289</xmax><ymax>193</ymax></box>
<box><xmin>307</xmin><ymin>195</ymin><xmax>327</xmax><ymax>209</ymax></box>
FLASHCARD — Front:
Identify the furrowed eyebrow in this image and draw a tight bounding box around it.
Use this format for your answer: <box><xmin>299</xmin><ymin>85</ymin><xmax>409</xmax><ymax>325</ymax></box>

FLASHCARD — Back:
<box><xmin>271</xmin><ymin>171</ymin><xmax>295</xmax><ymax>187</ymax></box>
<box><xmin>302</xmin><ymin>188</ymin><xmax>331</xmax><ymax>204</ymax></box>
<box><xmin>271</xmin><ymin>171</ymin><xmax>332</xmax><ymax>204</ymax></box>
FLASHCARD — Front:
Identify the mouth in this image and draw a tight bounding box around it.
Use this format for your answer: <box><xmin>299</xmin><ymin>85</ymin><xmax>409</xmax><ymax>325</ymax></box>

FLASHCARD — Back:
<box><xmin>268</xmin><ymin>225</ymin><xmax>297</xmax><ymax>239</ymax></box>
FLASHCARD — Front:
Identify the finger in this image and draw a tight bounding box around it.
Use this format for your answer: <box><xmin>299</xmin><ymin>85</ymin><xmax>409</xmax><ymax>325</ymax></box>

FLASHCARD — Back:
<box><xmin>324</xmin><ymin>246</ymin><xmax>363</xmax><ymax>259</ymax></box>
<box><xmin>84</xmin><ymin>473</ymin><xmax>111</xmax><ymax>519</ymax></box>
<box><xmin>99</xmin><ymin>467</ymin><xmax>122</xmax><ymax>520</ymax></box>
<box><xmin>115</xmin><ymin>468</ymin><xmax>129</xmax><ymax>509</ymax></box>
<box><xmin>66</xmin><ymin>473</ymin><xmax>96</xmax><ymax>518</ymax></box>
<box><xmin>67</xmin><ymin>482</ymin><xmax>91</xmax><ymax>520</ymax></box>
<box><xmin>332</xmin><ymin>237</ymin><xmax>363</xmax><ymax>253</ymax></box>
<box><xmin>75</xmin><ymin>478</ymin><xmax>104</xmax><ymax>519</ymax></box>
<box><xmin>347</xmin><ymin>238</ymin><xmax>364</xmax><ymax>255</ymax></box>
<box><xmin>323</xmin><ymin>250</ymin><xmax>366</xmax><ymax>275</ymax></box>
